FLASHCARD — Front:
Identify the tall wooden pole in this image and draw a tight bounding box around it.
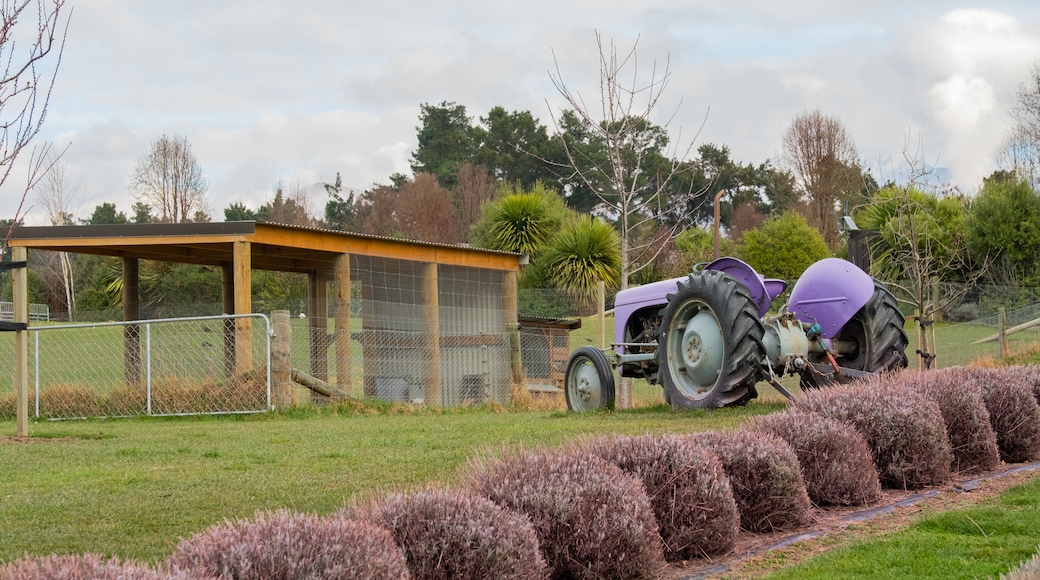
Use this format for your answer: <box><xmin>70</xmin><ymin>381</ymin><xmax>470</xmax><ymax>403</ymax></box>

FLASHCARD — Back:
<box><xmin>232</xmin><ymin>241</ymin><xmax>252</xmax><ymax>374</ymax></box>
<box><xmin>334</xmin><ymin>254</ymin><xmax>352</xmax><ymax>398</ymax></box>
<box><xmin>122</xmin><ymin>257</ymin><xmax>140</xmax><ymax>386</ymax></box>
<box><xmin>423</xmin><ymin>263</ymin><xmax>442</xmax><ymax>407</ymax></box>
<box><xmin>13</xmin><ymin>247</ymin><xmax>29</xmax><ymax>437</ymax></box>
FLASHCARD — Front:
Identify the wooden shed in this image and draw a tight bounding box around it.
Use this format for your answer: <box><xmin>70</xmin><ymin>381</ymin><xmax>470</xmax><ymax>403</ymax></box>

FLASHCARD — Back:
<box><xmin>518</xmin><ymin>315</ymin><xmax>582</xmax><ymax>393</ymax></box>
<box><xmin>6</xmin><ymin>221</ymin><xmax>524</xmax><ymax>434</ymax></box>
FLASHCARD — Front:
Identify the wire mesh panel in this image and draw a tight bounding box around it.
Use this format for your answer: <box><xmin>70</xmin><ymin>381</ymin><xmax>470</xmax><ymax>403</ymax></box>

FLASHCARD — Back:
<box><xmin>0</xmin><ymin>314</ymin><xmax>270</xmax><ymax>420</ymax></box>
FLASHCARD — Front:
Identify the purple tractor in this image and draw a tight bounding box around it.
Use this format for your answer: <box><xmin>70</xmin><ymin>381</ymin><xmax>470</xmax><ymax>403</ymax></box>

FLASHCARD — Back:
<box><xmin>564</xmin><ymin>257</ymin><xmax>909</xmax><ymax>411</ymax></box>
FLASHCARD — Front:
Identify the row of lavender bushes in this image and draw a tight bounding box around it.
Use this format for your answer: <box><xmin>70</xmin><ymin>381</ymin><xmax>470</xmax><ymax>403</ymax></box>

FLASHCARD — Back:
<box><xmin>3</xmin><ymin>365</ymin><xmax>1040</xmax><ymax>580</ymax></box>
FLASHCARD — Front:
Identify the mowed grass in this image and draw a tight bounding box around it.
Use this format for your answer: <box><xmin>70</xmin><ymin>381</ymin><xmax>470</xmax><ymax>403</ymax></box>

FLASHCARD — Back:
<box><xmin>763</xmin><ymin>476</ymin><xmax>1040</xmax><ymax>580</ymax></box>
<box><xmin>0</xmin><ymin>401</ymin><xmax>782</xmax><ymax>566</ymax></box>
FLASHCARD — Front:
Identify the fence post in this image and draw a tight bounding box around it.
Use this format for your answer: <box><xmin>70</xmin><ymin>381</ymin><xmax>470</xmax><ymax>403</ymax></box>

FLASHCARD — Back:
<box><xmin>999</xmin><ymin>307</ymin><xmax>1008</xmax><ymax>359</ymax></box>
<box><xmin>598</xmin><ymin>280</ymin><xmax>606</xmax><ymax>349</ymax></box>
<box><xmin>914</xmin><ymin>309</ymin><xmax>923</xmax><ymax>371</ymax></box>
<box><xmin>13</xmin><ymin>247</ymin><xmax>28</xmax><ymax>437</ymax></box>
<box><xmin>271</xmin><ymin>310</ymin><xmax>294</xmax><ymax>409</ymax></box>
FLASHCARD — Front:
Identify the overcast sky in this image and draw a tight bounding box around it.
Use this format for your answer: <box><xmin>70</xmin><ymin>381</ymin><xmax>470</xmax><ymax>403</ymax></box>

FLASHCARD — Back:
<box><xmin>7</xmin><ymin>0</ymin><xmax>1040</xmax><ymax>224</ymax></box>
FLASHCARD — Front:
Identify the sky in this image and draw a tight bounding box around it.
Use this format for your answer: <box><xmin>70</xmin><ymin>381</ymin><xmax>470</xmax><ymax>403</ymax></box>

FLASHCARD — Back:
<box><xmin>6</xmin><ymin>0</ymin><xmax>1040</xmax><ymax>224</ymax></box>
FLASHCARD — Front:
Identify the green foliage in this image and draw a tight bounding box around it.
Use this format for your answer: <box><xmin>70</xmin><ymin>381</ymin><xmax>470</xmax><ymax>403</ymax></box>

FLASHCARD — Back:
<box><xmin>323</xmin><ymin>173</ymin><xmax>356</xmax><ymax>232</ymax></box>
<box><xmin>410</xmin><ymin>101</ymin><xmax>479</xmax><ymax>190</ymax></box>
<box><xmin>738</xmin><ymin>212</ymin><xmax>830</xmax><ymax>280</ymax></box>
<box><xmin>967</xmin><ymin>178</ymin><xmax>1040</xmax><ymax>285</ymax></box>
<box><xmin>253</xmin><ymin>271</ymin><xmax>308</xmax><ymax>315</ymax></box>
<box><xmin>484</xmin><ymin>193</ymin><xmax>555</xmax><ymax>255</ymax></box>
<box><xmin>223</xmin><ymin>202</ymin><xmax>257</xmax><ymax>222</ymax></box>
<box><xmin>541</xmin><ymin>215</ymin><xmax>621</xmax><ymax>303</ymax></box>
<box><xmin>855</xmin><ymin>186</ymin><xmax>970</xmax><ymax>283</ymax></box>
<box><xmin>83</xmin><ymin>203</ymin><xmax>129</xmax><ymax>225</ymax></box>
<box><xmin>475</xmin><ymin>106</ymin><xmax>558</xmax><ymax>189</ymax></box>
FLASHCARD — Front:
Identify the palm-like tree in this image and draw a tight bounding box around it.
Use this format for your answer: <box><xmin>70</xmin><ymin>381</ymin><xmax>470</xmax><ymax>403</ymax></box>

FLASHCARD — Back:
<box><xmin>485</xmin><ymin>193</ymin><xmax>555</xmax><ymax>256</ymax></box>
<box><xmin>542</xmin><ymin>215</ymin><xmax>621</xmax><ymax>304</ymax></box>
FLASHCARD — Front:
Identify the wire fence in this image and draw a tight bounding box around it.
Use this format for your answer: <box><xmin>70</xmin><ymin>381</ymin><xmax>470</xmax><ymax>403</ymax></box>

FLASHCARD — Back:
<box><xmin>0</xmin><ymin>314</ymin><xmax>271</xmax><ymax>420</ymax></box>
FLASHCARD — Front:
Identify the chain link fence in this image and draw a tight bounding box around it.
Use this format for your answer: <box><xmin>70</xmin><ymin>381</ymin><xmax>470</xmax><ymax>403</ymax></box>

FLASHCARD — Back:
<box><xmin>0</xmin><ymin>314</ymin><xmax>270</xmax><ymax>420</ymax></box>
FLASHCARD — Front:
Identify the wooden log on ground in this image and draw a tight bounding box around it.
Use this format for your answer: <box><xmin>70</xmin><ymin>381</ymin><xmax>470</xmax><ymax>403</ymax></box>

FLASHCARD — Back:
<box><xmin>290</xmin><ymin>368</ymin><xmax>351</xmax><ymax>400</ymax></box>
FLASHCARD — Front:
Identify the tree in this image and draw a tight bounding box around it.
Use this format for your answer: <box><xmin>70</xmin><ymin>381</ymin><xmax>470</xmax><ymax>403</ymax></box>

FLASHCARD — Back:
<box><xmin>395</xmin><ymin>172</ymin><xmax>459</xmax><ymax>244</ymax></box>
<box><xmin>257</xmin><ymin>183</ymin><xmax>314</xmax><ymax>227</ymax></box>
<box><xmin>224</xmin><ymin>202</ymin><xmax>257</xmax><ymax>222</ymax></box>
<box><xmin>323</xmin><ymin>172</ymin><xmax>356</xmax><ymax>231</ymax></box>
<box><xmin>998</xmin><ymin>61</ymin><xmax>1040</xmax><ymax>189</ymax></box>
<box><xmin>454</xmin><ymin>162</ymin><xmax>497</xmax><ymax>236</ymax></box>
<box><xmin>966</xmin><ymin>177</ymin><xmax>1040</xmax><ymax>286</ymax></box>
<box><xmin>0</xmin><ymin>0</ymin><xmax>69</xmax><ymax>252</ymax></box>
<box><xmin>128</xmin><ymin>133</ymin><xmax>209</xmax><ymax>223</ymax></box>
<box><xmin>781</xmin><ymin>110</ymin><xmax>862</xmax><ymax>250</ymax></box>
<box><xmin>474</xmin><ymin>107</ymin><xmax>557</xmax><ymax>188</ymax></box>
<box><xmin>540</xmin><ymin>214</ymin><xmax>621</xmax><ymax>304</ymax></box>
<box><xmin>549</xmin><ymin>33</ymin><xmax>700</xmax><ymax>291</ymax></box>
<box><xmin>131</xmin><ymin>202</ymin><xmax>154</xmax><ymax>224</ymax></box>
<box><xmin>84</xmin><ymin>202</ymin><xmax>128</xmax><ymax>225</ymax></box>
<box><xmin>33</xmin><ymin>151</ymin><xmax>77</xmax><ymax>318</ymax></box>
<box><xmin>410</xmin><ymin>101</ymin><xmax>478</xmax><ymax>191</ymax></box>
<box><xmin>738</xmin><ymin>212</ymin><xmax>830</xmax><ymax>281</ymax></box>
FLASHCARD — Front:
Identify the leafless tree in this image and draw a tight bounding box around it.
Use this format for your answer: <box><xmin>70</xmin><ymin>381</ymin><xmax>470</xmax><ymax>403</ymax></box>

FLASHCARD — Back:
<box><xmin>547</xmin><ymin>32</ymin><xmax>701</xmax><ymax>291</ymax></box>
<box><xmin>397</xmin><ymin>172</ymin><xmax>459</xmax><ymax>244</ymax></box>
<box><xmin>454</xmin><ymin>162</ymin><xmax>496</xmax><ymax>239</ymax></box>
<box><xmin>33</xmin><ymin>148</ymin><xmax>76</xmax><ymax>317</ymax></box>
<box><xmin>0</xmin><ymin>0</ymin><xmax>69</xmax><ymax>253</ymax></box>
<box><xmin>128</xmin><ymin>133</ymin><xmax>208</xmax><ymax>223</ymax></box>
<box><xmin>998</xmin><ymin>61</ymin><xmax>1040</xmax><ymax>188</ymax></box>
<box><xmin>781</xmin><ymin>109</ymin><xmax>860</xmax><ymax>249</ymax></box>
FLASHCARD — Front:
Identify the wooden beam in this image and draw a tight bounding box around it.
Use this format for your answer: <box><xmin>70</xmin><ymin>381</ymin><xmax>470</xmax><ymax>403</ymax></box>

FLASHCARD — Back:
<box><xmin>334</xmin><ymin>254</ymin><xmax>352</xmax><ymax>398</ymax></box>
<box><xmin>308</xmin><ymin>270</ymin><xmax>329</xmax><ymax>404</ymax></box>
<box><xmin>503</xmin><ymin>270</ymin><xmax>523</xmax><ymax>392</ymax></box>
<box><xmin>423</xmin><ymin>262</ymin><xmax>441</xmax><ymax>407</ymax></box>
<box><xmin>122</xmin><ymin>257</ymin><xmax>141</xmax><ymax>387</ymax></box>
<box><xmin>13</xmin><ymin>247</ymin><xmax>28</xmax><ymax>437</ymax></box>
<box><xmin>233</xmin><ymin>241</ymin><xmax>253</xmax><ymax>374</ymax></box>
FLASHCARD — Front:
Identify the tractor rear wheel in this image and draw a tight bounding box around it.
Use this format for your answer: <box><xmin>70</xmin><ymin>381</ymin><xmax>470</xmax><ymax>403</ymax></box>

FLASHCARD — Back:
<box><xmin>836</xmin><ymin>279</ymin><xmax>909</xmax><ymax>373</ymax></box>
<box><xmin>564</xmin><ymin>346</ymin><xmax>616</xmax><ymax>411</ymax></box>
<box><xmin>657</xmin><ymin>271</ymin><xmax>766</xmax><ymax>409</ymax></box>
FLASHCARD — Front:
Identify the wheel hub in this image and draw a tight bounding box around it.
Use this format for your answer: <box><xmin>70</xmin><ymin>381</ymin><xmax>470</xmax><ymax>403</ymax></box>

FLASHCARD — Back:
<box><xmin>673</xmin><ymin>308</ymin><xmax>725</xmax><ymax>392</ymax></box>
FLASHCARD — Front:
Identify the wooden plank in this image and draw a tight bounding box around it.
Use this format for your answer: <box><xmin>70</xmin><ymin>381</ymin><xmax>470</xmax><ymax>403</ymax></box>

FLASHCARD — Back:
<box><xmin>424</xmin><ymin>262</ymin><xmax>441</xmax><ymax>407</ymax></box>
<box><xmin>334</xmin><ymin>254</ymin><xmax>352</xmax><ymax>398</ymax></box>
<box><xmin>233</xmin><ymin>241</ymin><xmax>253</xmax><ymax>374</ymax></box>
<box><xmin>122</xmin><ymin>257</ymin><xmax>141</xmax><ymax>387</ymax></box>
<box><xmin>13</xmin><ymin>247</ymin><xmax>28</xmax><ymax>437</ymax></box>
<box><xmin>308</xmin><ymin>270</ymin><xmax>329</xmax><ymax>404</ymax></box>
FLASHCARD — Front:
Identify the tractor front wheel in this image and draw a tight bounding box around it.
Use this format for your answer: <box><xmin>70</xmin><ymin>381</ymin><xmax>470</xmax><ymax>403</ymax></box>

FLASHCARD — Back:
<box><xmin>564</xmin><ymin>346</ymin><xmax>616</xmax><ymax>411</ymax></box>
<box><xmin>657</xmin><ymin>271</ymin><xmax>766</xmax><ymax>409</ymax></box>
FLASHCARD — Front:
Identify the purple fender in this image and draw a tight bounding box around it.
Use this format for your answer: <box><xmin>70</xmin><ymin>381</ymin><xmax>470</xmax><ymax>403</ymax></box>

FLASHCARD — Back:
<box><xmin>788</xmin><ymin>258</ymin><xmax>874</xmax><ymax>339</ymax></box>
<box><xmin>702</xmin><ymin>257</ymin><xmax>784</xmax><ymax>317</ymax></box>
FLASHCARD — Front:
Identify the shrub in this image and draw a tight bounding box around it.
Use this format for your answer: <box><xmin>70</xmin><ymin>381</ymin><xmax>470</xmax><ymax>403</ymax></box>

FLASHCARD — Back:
<box><xmin>0</xmin><ymin>554</ymin><xmax>171</xmax><ymax>580</ymax></box>
<box><xmin>898</xmin><ymin>369</ymin><xmax>1000</xmax><ymax>474</ymax></box>
<box><xmin>575</xmin><ymin>434</ymin><xmax>739</xmax><ymax>560</ymax></box>
<box><xmin>463</xmin><ymin>448</ymin><xmax>665</xmax><ymax>579</ymax></box>
<box><xmin>166</xmin><ymin>509</ymin><xmax>409</xmax><ymax>580</ymax></box>
<box><xmin>975</xmin><ymin>367</ymin><xmax>1040</xmax><ymax>463</ymax></box>
<box><xmin>346</xmin><ymin>487</ymin><xmax>545</xmax><ymax>580</ymax></box>
<box><xmin>697</xmin><ymin>430</ymin><xmax>811</xmax><ymax>533</ymax></box>
<box><xmin>749</xmin><ymin>409</ymin><xmax>881</xmax><ymax>506</ymax></box>
<box><xmin>1023</xmin><ymin>365</ymin><xmax>1040</xmax><ymax>405</ymax></box>
<box><xmin>38</xmin><ymin>385</ymin><xmax>102</xmax><ymax>419</ymax></box>
<box><xmin>795</xmin><ymin>380</ymin><xmax>953</xmax><ymax>489</ymax></box>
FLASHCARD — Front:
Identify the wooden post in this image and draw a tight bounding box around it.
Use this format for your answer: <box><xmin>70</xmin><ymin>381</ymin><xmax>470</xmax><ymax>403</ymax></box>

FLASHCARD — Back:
<box><xmin>999</xmin><ymin>307</ymin><xmax>1008</xmax><ymax>359</ymax></box>
<box><xmin>233</xmin><ymin>241</ymin><xmax>252</xmax><ymax>374</ymax></box>
<box><xmin>334</xmin><ymin>254</ymin><xmax>352</xmax><ymax>398</ymax></box>
<box><xmin>221</xmin><ymin>263</ymin><xmax>236</xmax><ymax>377</ymax></box>
<box><xmin>503</xmin><ymin>271</ymin><xmax>523</xmax><ymax>396</ymax></box>
<box><xmin>308</xmin><ymin>270</ymin><xmax>329</xmax><ymax>404</ymax></box>
<box><xmin>122</xmin><ymin>257</ymin><xmax>141</xmax><ymax>386</ymax></box>
<box><xmin>598</xmin><ymin>280</ymin><xmax>606</xmax><ymax>349</ymax></box>
<box><xmin>271</xmin><ymin>310</ymin><xmax>294</xmax><ymax>409</ymax></box>
<box><xmin>423</xmin><ymin>263</ymin><xmax>441</xmax><ymax>407</ymax></box>
<box><xmin>13</xmin><ymin>247</ymin><xmax>28</xmax><ymax>437</ymax></box>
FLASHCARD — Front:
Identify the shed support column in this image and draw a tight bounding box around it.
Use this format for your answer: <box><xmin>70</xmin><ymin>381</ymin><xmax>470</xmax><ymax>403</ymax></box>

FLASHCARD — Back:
<box><xmin>308</xmin><ymin>271</ymin><xmax>329</xmax><ymax>403</ymax></box>
<box><xmin>233</xmin><ymin>241</ymin><xmax>252</xmax><ymax>374</ymax></box>
<box><xmin>221</xmin><ymin>263</ymin><xmax>236</xmax><ymax>377</ymax></box>
<box><xmin>271</xmin><ymin>310</ymin><xmax>294</xmax><ymax>409</ymax></box>
<box><xmin>503</xmin><ymin>271</ymin><xmax>523</xmax><ymax>396</ymax></box>
<box><xmin>334</xmin><ymin>255</ymin><xmax>352</xmax><ymax>398</ymax></box>
<box><xmin>423</xmin><ymin>263</ymin><xmax>441</xmax><ymax>407</ymax></box>
<box><xmin>122</xmin><ymin>257</ymin><xmax>141</xmax><ymax>387</ymax></box>
<box><xmin>13</xmin><ymin>247</ymin><xmax>28</xmax><ymax>437</ymax></box>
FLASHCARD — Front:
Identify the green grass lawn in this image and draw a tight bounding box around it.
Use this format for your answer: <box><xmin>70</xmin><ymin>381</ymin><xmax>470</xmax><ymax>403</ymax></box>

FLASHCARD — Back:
<box><xmin>0</xmin><ymin>402</ymin><xmax>780</xmax><ymax>566</ymax></box>
<box><xmin>763</xmin><ymin>476</ymin><xmax>1040</xmax><ymax>579</ymax></box>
